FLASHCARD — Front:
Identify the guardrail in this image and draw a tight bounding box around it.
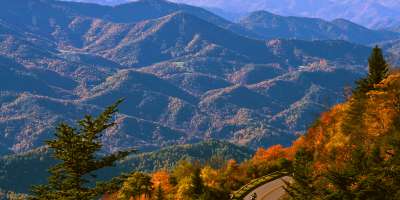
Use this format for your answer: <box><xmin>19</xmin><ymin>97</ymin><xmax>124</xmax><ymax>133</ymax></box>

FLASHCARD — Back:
<box><xmin>230</xmin><ymin>171</ymin><xmax>289</xmax><ymax>200</ymax></box>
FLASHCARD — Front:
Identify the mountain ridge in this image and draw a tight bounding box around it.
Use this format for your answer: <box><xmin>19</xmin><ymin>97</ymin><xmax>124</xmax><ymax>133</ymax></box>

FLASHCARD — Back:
<box><xmin>167</xmin><ymin>0</ymin><xmax>400</xmax><ymax>30</ymax></box>
<box><xmin>0</xmin><ymin>0</ymin><xmax>379</xmax><ymax>156</ymax></box>
<box><xmin>239</xmin><ymin>10</ymin><xmax>399</xmax><ymax>44</ymax></box>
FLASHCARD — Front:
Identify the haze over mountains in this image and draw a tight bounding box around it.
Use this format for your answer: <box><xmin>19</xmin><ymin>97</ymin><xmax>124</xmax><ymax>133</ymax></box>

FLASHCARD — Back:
<box><xmin>239</xmin><ymin>11</ymin><xmax>399</xmax><ymax>44</ymax></box>
<box><xmin>172</xmin><ymin>0</ymin><xmax>400</xmax><ymax>30</ymax></box>
<box><xmin>0</xmin><ymin>0</ymin><xmax>399</xmax><ymax>156</ymax></box>
<box><xmin>66</xmin><ymin>0</ymin><xmax>400</xmax><ymax>30</ymax></box>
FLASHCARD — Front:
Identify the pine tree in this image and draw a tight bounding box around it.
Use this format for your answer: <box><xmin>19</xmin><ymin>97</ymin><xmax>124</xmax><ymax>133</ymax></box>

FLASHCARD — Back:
<box><xmin>341</xmin><ymin>93</ymin><xmax>367</xmax><ymax>138</ymax></box>
<box><xmin>284</xmin><ymin>148</ymin><xmax>315</xmax><ymax>200</ymax></box>
<box><xmin>191</xmin><ymin>168</ymin><xmax>204</xmax><ymax>199</ymax></box>
<box><xmin>356</xmin><ymin>46</ymin><xmax>389</xmax><ymax>93</ymax></box>
<box><xmin>367</xmin><ymin>46</ymin><xmax>389</xmax><ymax>85</ymax></box>
<box><xmin>30</xmin><ymin>100</ymin><xmax>134</xmax><ymax>200</ymax></box>
<box><xmin>154</xmin><ymin>185</ymin><xmax>165</xmax><ymax>200</ymax></box>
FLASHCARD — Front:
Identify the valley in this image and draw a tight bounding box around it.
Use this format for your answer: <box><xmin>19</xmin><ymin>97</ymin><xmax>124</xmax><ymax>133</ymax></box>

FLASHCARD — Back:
<box><xmin>0</xmin><ymin>0</ymin><xmax>400</xmax><ymax>198</ymax></box>
<box><xmin>0</xmin><ymin>0</ymin><xmax>387</xmax><ymax>156</ymax></box>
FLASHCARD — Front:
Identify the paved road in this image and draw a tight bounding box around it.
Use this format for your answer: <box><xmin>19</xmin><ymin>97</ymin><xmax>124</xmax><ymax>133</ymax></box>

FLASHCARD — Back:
<box><xmin>243</xmin><ymin>176</ymin><xmax>291</xmax><ymax>200</ymax></box>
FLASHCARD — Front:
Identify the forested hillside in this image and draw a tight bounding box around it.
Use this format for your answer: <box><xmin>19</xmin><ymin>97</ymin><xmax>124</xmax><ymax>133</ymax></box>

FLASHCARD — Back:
<box><xmin>96</xmin><ymin>47</ymin><xmax>400</xmax><ymax>200</ymax></box>
<box><xmin>0</xmin><ymin>0</ymin><xmax>379</xmax><ymax>155</ymax></box>
<box><xmin>0</xmin><ymin>140</ymin><xmax>252</xmax><ymax>193</ymax></box>
<box><xmin>239</xmin><ymin>11</ymin><xmax>399</xmax><ymax>44</ymax></box>
<box><xmin>282</xmin><ymin>47</ymin><xmax>400</xmax><ymax>199</ymax></box>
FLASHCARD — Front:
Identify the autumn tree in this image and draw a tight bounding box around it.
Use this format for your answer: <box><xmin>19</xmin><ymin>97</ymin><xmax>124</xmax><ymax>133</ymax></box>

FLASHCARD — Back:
<box><xmin>381</xmin><ymin>124</ymin><xmax>400</xmax><ymax>199</ymax></box>
<box><xmin>152</xmin><ymin>171</ymin><xmax>171</xmax><ymax>193</ymax></box>
<box><xmin>286</xmin><ymin>72</ymin><xmax>400</xmax><ymax>199</ymax></box>
<box><xmin>220</xmin><ymin>159</ymin><xmax>244</xmax><ymax>191</ymax></box>
<box><xmin>253</xmin><ymin>145</ymin><xmax>287</xmax><ymax>161</ymax></box>
<box><xmin>118</xmin><ymin>172</ymin><xmax>153</xmax><ymax>200</ymax></box>
<box><xmin>30</xmin><ymin>100</ymin><xmax>134</xmax><ymax>200</ymax></box>
<box><xmin>200</xmin><ymin>166</ymin><xmax>218</xmax><ymax>188</ymax></box>
<box><xmin>176</xmin><ymin>177</ymin><xmax>193</xmax><ymax>200</ymax></box>
<box><xmin>172</xmin><ymin>160</ymin><xmax>195</xmax><ymax>182</ymax></box>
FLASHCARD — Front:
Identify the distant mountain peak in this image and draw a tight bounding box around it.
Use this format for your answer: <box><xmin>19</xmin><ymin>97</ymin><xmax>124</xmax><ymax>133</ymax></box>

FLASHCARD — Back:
<box><xmin>162</xmin><ymin>10</ymin><xmax>198</xmax><ymax>22</ymax></box>
<box><xmin>331</xmin><ymin>18</ymin><xmax>364</xmax><ymax>28</ymax></box>
<box><xmin>131</xmin><ymin>0</ymin><xmax>173</xmax><ymax>5</ymax></box>
<box><xmin>168</xmin><ymin>0</ymin><xmax>400</xmax><ymax>30</ymax></box>
<box><xmin>239</xmin><ymin>10</ymin><xmax>399</xmax><ymax>44</ymax></box>
<box><xmin>137</xmin><ymin>0</ymin><xmax>167</xmax><ymax>2</ymax></box>
<box><xmin>247</xmin><ymin>10</ymin><xmax>276</xmax><ymax>17</ymax></box>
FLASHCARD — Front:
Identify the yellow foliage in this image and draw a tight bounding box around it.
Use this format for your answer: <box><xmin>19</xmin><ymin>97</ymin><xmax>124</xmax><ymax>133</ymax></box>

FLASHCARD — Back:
<box><xmin>201</xmin><ymin>166</ymin><xmax>218</xmax><ymax>188</ymax></box>
<box><xmin>291</xmin><ymin>73</ymin><xmax>400</xmax><ymax>171</ymax></box>
<box><xmin>175</xmin><ymin>177</ymin><xmax>193</xmax><ymax>200</ymax></box>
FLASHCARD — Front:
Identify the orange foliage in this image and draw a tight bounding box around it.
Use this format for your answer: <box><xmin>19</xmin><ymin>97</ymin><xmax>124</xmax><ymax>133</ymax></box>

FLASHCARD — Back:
<box><xmin>101</xmin><ymin>73</ymin><xmax>400</xmax><ymax>199</ymax></box>
<box><xmin>286</xmin><ymin>136</ymin><xmax>306</xmax><ymax>159</ymax></box>
<box><xmin>253</xmin><ymin>145</ymin><xmax>288</xmax><ymax>162</ymax></box>
<box><xmin>101</xmin><ymin>193</ymin><xmax>118</xmax><ymax>200</ymax></box>
<box><xmin>151</xmin><ymin>170</ymin><xmax>171</xmax><ymax>192</ymax></box>
<box><xmin>313</xmin><ymin>161</ymin><xmax>328</xmax><ymax>173</ymax></box>
<box><xmin>226</xmin><ymin>159</ymin><xmax>238</xmax><ymax>170</ymax></box>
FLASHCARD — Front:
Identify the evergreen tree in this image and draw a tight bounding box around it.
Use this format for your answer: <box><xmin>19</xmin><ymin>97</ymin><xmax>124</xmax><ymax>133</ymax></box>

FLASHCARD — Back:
<box><xmin>30</xmin><ymin>100</ymin><xmax>134</xmax><ymax>200</ymax></box>
<box><xmin>349</xmin><ymin>46</ymin><xmax>387</xmax><ymax>137</ymax></box>
<box><xmin>322</xmin><ymin>145</ymin><xmax>395</xmax><ymax>200</ymax></box>
<box><xmin>154</xmin><ymin>185</ymin><xmax>165</xmax><ymax>200</ymax></box>
<box><xmin>341</xmin><ymin>93</ymin><xmax>367</xmax><ymax>138</ymax></box>
<box><xmin>367</xmin><ymin>46</ymin><xmax>389</xmax><ymax>85</ymax></box>
<box><xmin>323</xmin><ymin>148</ymin><xmax>366</xmax><ymax>200</ymax></box>
<box><xmin>284</xmin><ymin>148</ymin><xmax>315</xmax><ymax>200</ymax></box>
<box><xmin>191</xmin><ymin>168</ymin><xmax>204</xmax><ymax>199</ymax></box>
<box><xmin>356</xmin><ymin>46</ymin><xmax>389</xmax><ymax>93</ymax></box>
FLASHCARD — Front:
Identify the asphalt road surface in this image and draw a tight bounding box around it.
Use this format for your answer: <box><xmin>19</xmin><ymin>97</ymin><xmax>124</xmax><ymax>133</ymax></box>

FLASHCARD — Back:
<box><xmin>243</xmin><ymin>176</ymin><xmax>292</xmax><ymax>200</ymax></box>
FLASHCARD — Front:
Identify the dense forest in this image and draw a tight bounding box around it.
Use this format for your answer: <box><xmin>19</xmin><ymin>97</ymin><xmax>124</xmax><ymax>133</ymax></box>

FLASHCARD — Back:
<box><xmin>0</xmin><ymin>140</ymin><xmax>252</xmax><ymax>194</ymax></box>
<box><xmin>285</xmin><ymin>47</ymin><xmax>400</xmax><ymax>199</ymax></box>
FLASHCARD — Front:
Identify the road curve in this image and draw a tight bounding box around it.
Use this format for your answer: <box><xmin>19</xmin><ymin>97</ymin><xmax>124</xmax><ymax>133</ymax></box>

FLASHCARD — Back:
<box><xmin>243</xmin><ymin>176</ymin><xmax>291</xmax><ymax>200</ymax></box>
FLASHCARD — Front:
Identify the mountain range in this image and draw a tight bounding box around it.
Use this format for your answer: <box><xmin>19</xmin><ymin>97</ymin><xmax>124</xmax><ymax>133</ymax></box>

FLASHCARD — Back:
<box><xmin>1</xmin><ymin>0</ymin><xmax>399</xmax><ymax>156</ymax></box>
<box><xmin>65</xmin><ymin>0</ymin><xmax>400</xmax><ymax>31</ymax></box>
<box><xmin>239</xmin><ymin>11</ymin><xmax>399</xmax><ymax>44</ymax></box>
<box><xmin>169</xmin><ymin>0</ymin><xmax>400</xmax><ymax>30</ymax></box>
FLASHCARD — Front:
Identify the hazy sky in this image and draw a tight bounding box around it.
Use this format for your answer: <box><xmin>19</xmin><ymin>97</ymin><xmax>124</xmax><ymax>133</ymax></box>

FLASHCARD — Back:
<box><xmin>168</xmin><ymin>0</ymin><xmax>400</xmax><ymax>29</ymax></box>
<box><xmin>65</xmin><ymin>0</ymin><xmax>400</xmax><ymax>29</ymax></box>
